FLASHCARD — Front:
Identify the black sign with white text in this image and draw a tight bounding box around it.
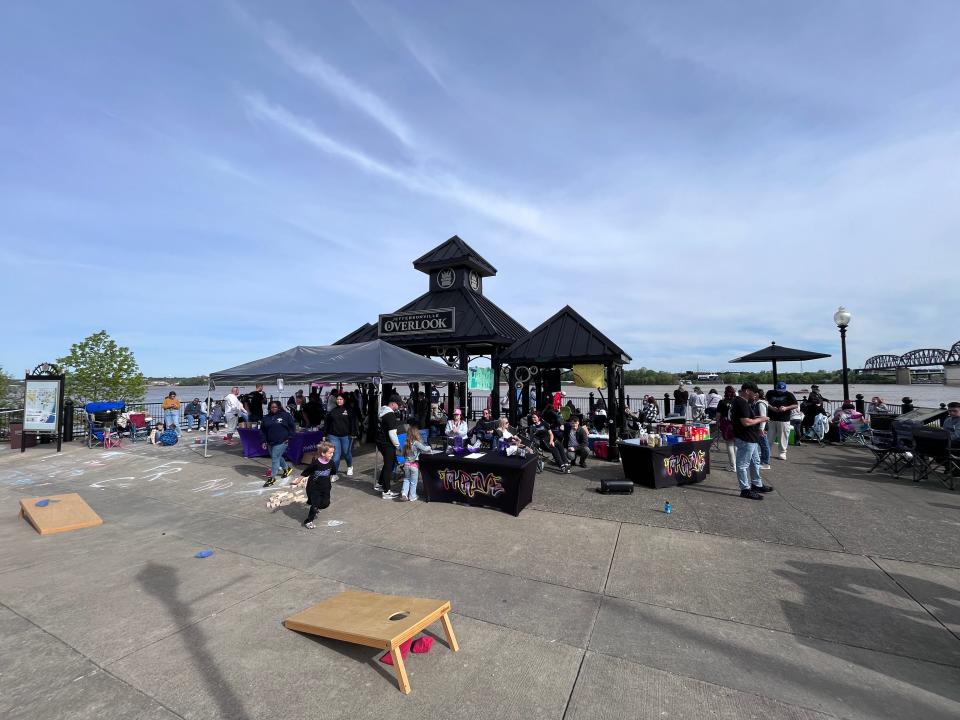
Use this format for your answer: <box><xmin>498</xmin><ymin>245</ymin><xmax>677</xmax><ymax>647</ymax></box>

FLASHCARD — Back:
<box><xmin>378</xmin><ymin>308</ymin><xmax>456</xmax><ymax>336</ymax></box>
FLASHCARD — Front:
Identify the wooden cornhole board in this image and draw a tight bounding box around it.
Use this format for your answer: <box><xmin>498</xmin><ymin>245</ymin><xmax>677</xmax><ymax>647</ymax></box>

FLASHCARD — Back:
<box><xmin>19</xmin><ymin>493</ymin><xmax>103</xmax><ymax>536</ymax></box>
<box><xmin>284</xmin><ymin>590</ymin><xmax>459</xmax><ymax>694</ymax></box>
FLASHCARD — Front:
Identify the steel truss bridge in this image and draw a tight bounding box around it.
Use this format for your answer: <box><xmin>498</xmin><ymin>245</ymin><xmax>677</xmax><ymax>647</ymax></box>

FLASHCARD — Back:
<box><xmin>863</xmin><ymin>341</ymin><xmax>960</xmax><ymax>371</ymax></box>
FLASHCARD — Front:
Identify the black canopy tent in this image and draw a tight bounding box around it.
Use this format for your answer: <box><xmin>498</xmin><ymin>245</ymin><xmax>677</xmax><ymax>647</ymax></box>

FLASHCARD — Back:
<box><xmin>729</xmin><ymin>342</ymin><xmax>831</xmax><ymax>385</ymax></box>
<box><xmin>205</xmin><ymin>340</ymin><xmax>466</xmax><ymax>461</ymax></box>
<box><xmin>500</xmin><ymin>305</ymin><xmax>632</xmax><ymax>461</ymax></box>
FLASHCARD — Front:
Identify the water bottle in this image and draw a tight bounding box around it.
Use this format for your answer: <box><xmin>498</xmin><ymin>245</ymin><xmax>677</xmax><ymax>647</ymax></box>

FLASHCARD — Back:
<box><xmin>664</xmin><ymin>501</ymin><xmax>672</xmax><ymax>514</ymax></box>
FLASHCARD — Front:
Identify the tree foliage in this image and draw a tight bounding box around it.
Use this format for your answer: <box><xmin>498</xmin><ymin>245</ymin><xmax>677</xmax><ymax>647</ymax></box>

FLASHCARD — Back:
<box><xmin>57</xmin><ymin>330</ymin><xmax>147</xmax><ymax>402</ymax></box>
<box><xmin>0</xmin><ymin>366</ymin><xmax>17</xmax><ymax>409</ymax></box>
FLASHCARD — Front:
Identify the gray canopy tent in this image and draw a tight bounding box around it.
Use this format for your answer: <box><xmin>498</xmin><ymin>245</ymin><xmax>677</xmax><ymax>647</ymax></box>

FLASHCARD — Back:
<box><xmin>204</xmin><ymin>339</ymin><xmax>466</xmax><ymax>461</ymax></box>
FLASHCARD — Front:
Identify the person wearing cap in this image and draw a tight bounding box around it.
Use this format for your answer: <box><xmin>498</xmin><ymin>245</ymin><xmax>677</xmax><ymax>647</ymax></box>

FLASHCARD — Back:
<box><xmin>444</xmin><ymin>408</ymin><xmax>469</xmax><ymax>444</ymax></box>
<box><xmin>808</xmin><ymin>384</ymin><xmax>826</xmax><ymax>405</ymax></box>
<box><xmin>765</xmin><ymin>381</ymin><xmax>799</xmax><ymax>461</ymax></box>
<box><xmin>376</xmin><ymin>395</ymin><xmax>403</xmax><ymax>499</ymax></box>
<box><xmin>730</xmin><ymin>382</ymin><xmax>773</xmax><ymax>500</ymax></box>
<box><xmin>182</xmin><ymin>397</ymin><xmax>206</xmax><ymax>432</ymax></box>
<box><xmin>943</xmin><ymin>402</ymin><xmax>960</xmax><ymax>442</ymax></box>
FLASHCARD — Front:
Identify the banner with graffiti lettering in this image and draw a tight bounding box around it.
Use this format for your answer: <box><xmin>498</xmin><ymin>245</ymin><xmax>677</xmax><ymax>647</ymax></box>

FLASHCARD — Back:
<box><xmin>418</xmin><ymin>452</ymin><xmax>538</xmax><ymax>516</ymax></box>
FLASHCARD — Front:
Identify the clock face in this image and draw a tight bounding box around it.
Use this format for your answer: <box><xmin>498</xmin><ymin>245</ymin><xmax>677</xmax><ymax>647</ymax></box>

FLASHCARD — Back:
<box><xmin>468</xmin><ymin>271</ymin><xmax>480</xmax><ymax>291</ymax></box>
<box><xmin>437</xmin><ymin>268</ymin><xmax>455</xmax><ymax>289</ymax></box>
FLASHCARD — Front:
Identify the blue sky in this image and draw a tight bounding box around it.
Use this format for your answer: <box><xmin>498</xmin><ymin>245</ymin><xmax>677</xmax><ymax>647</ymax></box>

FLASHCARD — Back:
<box><xmin>2</xmin><ymin>1</ymin><xmax>958</xmax><ymax>377</ymax></box>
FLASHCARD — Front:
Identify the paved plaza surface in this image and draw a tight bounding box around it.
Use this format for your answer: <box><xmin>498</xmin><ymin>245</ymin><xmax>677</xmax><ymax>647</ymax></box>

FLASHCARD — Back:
<box><xmin>1</xmin><ymin>435</ymin><xmax>958</xmax><ymax>720</ymax></box>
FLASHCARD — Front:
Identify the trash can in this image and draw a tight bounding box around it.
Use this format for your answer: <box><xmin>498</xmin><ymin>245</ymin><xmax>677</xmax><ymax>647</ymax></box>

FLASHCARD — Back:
<box><xmin>10</xmin><ymin>423</ymin><xmax>38</xmax><ymax>450</ymax></box>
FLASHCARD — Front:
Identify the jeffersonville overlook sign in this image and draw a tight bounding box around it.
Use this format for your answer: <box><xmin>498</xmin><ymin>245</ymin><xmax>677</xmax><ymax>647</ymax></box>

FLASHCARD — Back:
<box><xmin>378</xmin><ymin>308</ymin><xmax>456</xmax><ymax>337</ymax></box>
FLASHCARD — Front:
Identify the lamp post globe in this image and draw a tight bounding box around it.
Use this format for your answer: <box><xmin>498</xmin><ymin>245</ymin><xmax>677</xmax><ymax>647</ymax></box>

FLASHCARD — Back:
<box><xmin>834</xmin><ymin>306</ymin><xmax>851</xmax><ymax>328</ymax></box>
<box><xmin>834</xmin><ymin>306</ymin><xmax>852</xmax><ymax>401</ymax></box>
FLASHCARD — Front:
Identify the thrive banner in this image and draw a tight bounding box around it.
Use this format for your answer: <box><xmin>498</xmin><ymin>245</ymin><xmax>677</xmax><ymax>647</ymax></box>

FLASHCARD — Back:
<box><xmin>468</xmin><ymin>367</ymin><xmax>494</xmax><ymax>392</ymax></box>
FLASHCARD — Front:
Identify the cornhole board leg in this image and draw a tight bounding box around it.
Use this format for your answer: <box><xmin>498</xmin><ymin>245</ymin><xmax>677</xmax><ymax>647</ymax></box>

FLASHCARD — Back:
<box><xmin>389</xmin><ymin>646</ymin><xmax>411</xmax><ymax>694</ymax></box>
<box><xmin>440</xmin><ymin>612</ymin><xmax>459</xmax><ymax>652</ymax></box>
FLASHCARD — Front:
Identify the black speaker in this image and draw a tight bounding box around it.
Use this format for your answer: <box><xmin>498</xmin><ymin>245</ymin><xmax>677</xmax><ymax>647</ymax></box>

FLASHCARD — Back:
<box><xmin>598</xmin><ymin>479</ymin><xmax>634</xmax><ymax>494</ymax></box>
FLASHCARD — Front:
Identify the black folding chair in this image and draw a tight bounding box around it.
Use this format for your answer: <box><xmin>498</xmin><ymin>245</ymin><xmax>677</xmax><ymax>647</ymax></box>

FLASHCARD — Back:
<box><xmin>910</xmin><ymin>427</ymin><xmax>958</xmax><ymax>490</ymax></box>
<box><xmin>866</xmin><ymin>415</ymin><xmax>910</xmax><ymax>478</ymax></box>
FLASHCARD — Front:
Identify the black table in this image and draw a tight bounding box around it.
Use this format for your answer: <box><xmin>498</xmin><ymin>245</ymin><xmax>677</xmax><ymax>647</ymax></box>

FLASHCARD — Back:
<box><xmin>418</xmin><ymin>451</ymin><xmax>537</xmax><ymax>516</ymax></box>
<box><xmin>618</xmin><ymin>439</ymin><xmax>712</xmax><ymax>488</ymax></box>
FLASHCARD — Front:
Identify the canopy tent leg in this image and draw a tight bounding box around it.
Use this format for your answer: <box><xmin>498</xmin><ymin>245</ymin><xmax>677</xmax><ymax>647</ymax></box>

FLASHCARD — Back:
<box><xmin>606</xmin><ymin>363</ymin><xmax>619</xmax><ymax>461</ymax></box>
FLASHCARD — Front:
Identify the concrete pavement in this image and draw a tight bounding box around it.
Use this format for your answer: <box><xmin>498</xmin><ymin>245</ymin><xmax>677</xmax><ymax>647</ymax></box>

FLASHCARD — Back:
<box><xmin>0</xmin><ymin>434</ymin><xmax>958</xmax><ymax>719</ymax></box>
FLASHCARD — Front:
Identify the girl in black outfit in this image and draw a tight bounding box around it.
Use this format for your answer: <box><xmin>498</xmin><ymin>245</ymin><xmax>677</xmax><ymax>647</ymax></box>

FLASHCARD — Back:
<box><xmin>300</xmin><ymin>441</ymin><xmax>335</xmax><ymax>529</ymax></box>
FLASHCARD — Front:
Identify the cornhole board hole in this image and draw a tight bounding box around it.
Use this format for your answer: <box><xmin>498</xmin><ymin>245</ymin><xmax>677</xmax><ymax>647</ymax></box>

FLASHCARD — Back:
<box><xmin>19</xmin><ymin>493</ymin><xmax>103</xmax><ymax>536</ymax></box>
<box><xmin>283</xmin><ymin>590</ymin><xmax>459</xmax><ymax>694</ymax></box>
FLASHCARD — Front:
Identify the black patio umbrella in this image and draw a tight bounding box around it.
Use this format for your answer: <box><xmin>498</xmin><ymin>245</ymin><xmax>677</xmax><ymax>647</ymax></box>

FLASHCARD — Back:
<box><xmin>729</xmin><ymin>342</ymin><xmax>831</xmax><ymax>385</ymax></box>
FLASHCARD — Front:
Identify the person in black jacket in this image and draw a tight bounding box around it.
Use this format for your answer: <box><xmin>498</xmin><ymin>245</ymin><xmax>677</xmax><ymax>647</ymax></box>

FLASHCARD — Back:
<box><xmin>300</xmin><ymin>441</ymin><xmax>335</xmax><ymax>529</ymax></box>
<box><xmin>261</xmin><ymin>400</ymin><xmax>296</xmax><ymax>487</ymax></box>
<box><xmin>376</xmin><ymin>395</ymin><xmax>403</xmax><ymax>498</ymax></box>
<box><xmin>564</xmin><ymin>416</ymin><xmax>590</xmax><ymax>468</ymax></box>
<box><xmin>325</xmin><ymin>392</ymin><xmax>356</xmax><ymax>480</ymax></box>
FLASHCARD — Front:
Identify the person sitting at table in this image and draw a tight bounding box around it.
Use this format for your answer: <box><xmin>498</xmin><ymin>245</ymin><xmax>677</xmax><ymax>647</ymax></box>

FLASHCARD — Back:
<box><xmin>493</xmin><ymin>416</ymin><xmax>516</xmax><ymax>441</ymax></box>
<box><xmin>639</xmin><ymin>395</ymin><xmax>662</xmax><ymax>424</ymax></box>
<box><xmin>943</xmin><ymin>402</ymin><xmax>960</xmax><ymax>442</ymax></box>
<box><xmin>530</xmin><ymin>410</ymin><xmax>570</xmax><ymax>473</ymax></box>
<box><xmin>541</xmin><ymin>402</ymin><xmax>563</xmax><ymax>432</ymax></box>
<box><xmin>444</xmin><ymin>408</ymin><xmax>468</xmax><ymax>444</ymax></box>
<box><xmin>261</xmin><ymin>400</ymin><xmax>296</xmax><ymax>488</ymax></box>
<box><xmin>868</xmin><ymin>397</ymin><xmax>890</xmax><ymax>416</ymax></box>
<box><xmin>428</xmin><ymin>403</ymin><xmax>447</xmax><ymax>438</ymax></box>
<box><xmin>564</xmin><ymin>416</ymin><xmax>590</xmax><ymax>468</ymax></box>
<box><xmin>208</xmin><ymin>401</ymin><xmax>225</xmax><ymax>431</ymax></box>
<box><xmin>182</xmin><ymin>398</ymin><xmax>206</xmax><ymax>432</ymax></box>
<box><xmin>469</xmin><ymin>407</ymin><xmax>496</xmax><ymax>447</ymax></box>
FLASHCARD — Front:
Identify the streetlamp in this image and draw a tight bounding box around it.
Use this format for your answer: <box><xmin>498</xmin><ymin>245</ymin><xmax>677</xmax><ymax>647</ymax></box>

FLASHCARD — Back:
<box><xmin>833</xmin><ymin>306</ymin><xmax>852</xmax><ymax>401</ymax></box>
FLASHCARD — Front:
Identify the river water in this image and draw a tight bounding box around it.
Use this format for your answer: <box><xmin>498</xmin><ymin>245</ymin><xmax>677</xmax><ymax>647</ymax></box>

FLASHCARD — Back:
<box><xmin>145</xmin><ymin>382</ymin><xmax>956</xmax><ymax>408</ymax></box>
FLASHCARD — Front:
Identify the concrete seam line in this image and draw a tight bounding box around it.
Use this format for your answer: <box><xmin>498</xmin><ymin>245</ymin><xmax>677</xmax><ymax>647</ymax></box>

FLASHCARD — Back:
<box><xmin>773</xmin><ymin>485</ymin><xmax>846</xmax><ymax>551</ymax></box>
<box><xmin>560</xmin><ymin>649</ymin><xmax>588</xmax><ymax>720</ymax></box>
<box><xmin>866</xmin><ymin>555</ymin><xmax>960</xmax><ymax>646</ymax></box>
<box><xmin>0</xmin><ymin>598</ymin><xmax>189</xmax><ymax>720</ymax></box>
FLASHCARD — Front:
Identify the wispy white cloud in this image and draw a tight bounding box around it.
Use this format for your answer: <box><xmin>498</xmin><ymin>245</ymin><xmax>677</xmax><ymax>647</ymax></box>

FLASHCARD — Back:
<box><xmin>242</xmin><ymin>93</ymin><xmax>542</xmax><ymax>234</ymax></box>
<box><xmin>240</xmin><ymin>10</ymin><xmax>414</xmax><ymax>148</ymax></box>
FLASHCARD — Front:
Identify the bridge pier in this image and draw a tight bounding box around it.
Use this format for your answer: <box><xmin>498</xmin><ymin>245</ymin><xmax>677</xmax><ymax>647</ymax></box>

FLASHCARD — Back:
<box><xmin>896</xmin><ymin>367</ymin><xmax>912</xmax><ymax>385</ymax></box>
<box><xmin>946</xmin><ymin>364</ymin><xmax>960</xmax><ymax>387</ymax></box>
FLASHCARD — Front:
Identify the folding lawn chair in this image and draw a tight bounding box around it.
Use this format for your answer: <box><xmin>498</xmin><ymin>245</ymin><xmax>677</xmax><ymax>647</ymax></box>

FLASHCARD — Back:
<box><xmin>910</xmin><ymin>427</ymin><xmax>958</xmax><ymax>490</ymax></box>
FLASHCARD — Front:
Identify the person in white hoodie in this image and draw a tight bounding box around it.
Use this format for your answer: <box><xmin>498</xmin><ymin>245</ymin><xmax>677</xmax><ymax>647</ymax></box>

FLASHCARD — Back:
<box><xmin>375</xmin><ymin>395</ymin><xmax>402</xmax><ymax>499</ymax></box>
<box><xmin>690</xmin><ymin>387</ymin><xmax>707</xmax><ymax>422</ymax></box>
<box><xmin>222</xmin><ymin>387</ymin><xmax>246</xmax><ymax>444</ymax></box>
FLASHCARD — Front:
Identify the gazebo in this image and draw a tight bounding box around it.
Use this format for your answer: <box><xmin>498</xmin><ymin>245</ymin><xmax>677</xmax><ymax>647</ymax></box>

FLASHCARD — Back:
<box><xmin>336</xmin><ymin>235</ymin><xmax>528</xmax><ymax>433</ymax></box>
<box><xmin>500</xmin><ymin>305</ymin><xmax>632</xmax><ymax>460</ymax></box>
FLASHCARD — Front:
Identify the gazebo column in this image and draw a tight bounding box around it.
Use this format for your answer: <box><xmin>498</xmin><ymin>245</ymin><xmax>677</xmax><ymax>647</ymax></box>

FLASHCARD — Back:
<box><xmin>507</xmin><ymin>366</ymin><xmax>518</xmax><ymax>424</ymax></box>
<box><xmin>534</xmin><ymin>373</ymin><xmax>543</xmax><ymax>412</ymax></box>
<box><xmin>521</xmin><ymin>381</ymin><xmax>530</xmax><ymax>418</ymax></box>
<box><xmin>606</xmin><ymin>363</ymin><xmax>619</xmax><ymax>461</ymax></box>
<box><xmin>458</xmin><ymin>348</ymin><xmax>468</xmax><ymax>414</ymax></box>
<box><xmin>491</xmin><ymin>348</ymin><xmax>502</xmax><ymax>420</ymax></box>
<box><xmin>421</xmin><ymin>382</ymin><xmax>432</xmax><ymax>427</ymax></box>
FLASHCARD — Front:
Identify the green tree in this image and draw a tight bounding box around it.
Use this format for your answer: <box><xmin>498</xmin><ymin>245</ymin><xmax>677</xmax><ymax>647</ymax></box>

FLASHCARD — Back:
<box><xmin>0</xmin><ymin>366</ymin><xmax>16</xmax><ymax>408</ymax></box>
<box><xmin>57</xmin><ymin>330</ymin><xmax>147</xmax><ymax>402</ymax></box>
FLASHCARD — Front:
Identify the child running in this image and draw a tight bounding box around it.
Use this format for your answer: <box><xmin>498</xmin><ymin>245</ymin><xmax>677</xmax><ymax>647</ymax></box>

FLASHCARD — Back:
<box><xmin>400</xmin><ymin>423</ymin><xmax>434</xmax><ymax>501</ymax></box>
<box><xmin>300</xmin><ymin>441</ymin><xmax>335</xmax><ymax>528</ymax></box>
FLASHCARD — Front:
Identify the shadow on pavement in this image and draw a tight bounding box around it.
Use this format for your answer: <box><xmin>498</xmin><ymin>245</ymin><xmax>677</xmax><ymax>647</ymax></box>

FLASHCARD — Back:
<box><xmin>136</xmin><ymin>561</ymin><xmax>254</xmax><ymax>720</ymax></box>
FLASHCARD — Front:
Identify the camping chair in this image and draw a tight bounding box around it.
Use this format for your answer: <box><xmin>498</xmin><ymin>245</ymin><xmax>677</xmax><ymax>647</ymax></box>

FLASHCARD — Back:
<box><xmin>866</xmin><ymin>415</ymin><xmax>909</xmax><ymax>477</ymax></box>
<box><xmin>802</xmin><ymin>413</ymin><xmax>829</xmax><ymax>445</ymax></box>
<box><xmin>910</xmin><ymin>427</ymin><xmax>958</xmax><ymax>490</ymax></box>
<box><xmin>127</xmin><ymin>412</ymin><xmax>151</xmax><ymax>442</ymax></box>
<box><xmin>839</xmin><ymin>418</ymin><xmax>871</xmax><ymax>446</ymax></box>
<box><xmin>85</xmin><ymin>401</ymin><xmax>125</xmax><ymax>448</ymax></box>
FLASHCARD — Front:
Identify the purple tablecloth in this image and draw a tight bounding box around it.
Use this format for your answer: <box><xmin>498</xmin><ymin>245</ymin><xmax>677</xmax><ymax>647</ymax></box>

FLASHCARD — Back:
<box><xmin>237</xmin><ymin>428</ymin><xmax>324</xmax><ymax>464</ymax></box>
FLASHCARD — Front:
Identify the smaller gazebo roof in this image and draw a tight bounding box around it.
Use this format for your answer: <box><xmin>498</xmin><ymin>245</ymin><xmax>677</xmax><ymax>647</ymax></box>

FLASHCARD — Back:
<box><xmin>501</xmin><ymin>305</ymin><xmax>632</xmax><ymax>366</ymax></box>
<box><xmin>412</xmin><ymin>235</ymin><xmax>497</xmax><ymax>277</ymax></box>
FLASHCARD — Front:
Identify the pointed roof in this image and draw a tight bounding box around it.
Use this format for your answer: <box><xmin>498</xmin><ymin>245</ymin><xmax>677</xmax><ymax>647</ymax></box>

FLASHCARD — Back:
<box><xmin>501</xmin><ymin>305</ymin><xmax>631</xmax><ymax>366</ymax></box>
<box><xmin>412</xmin><ymin>235</ymin><xmax>497</xmax><ymax>276</ymax></box>
<box><xmin>729</xmin><ymin>342</ymin><xmax>831</xmax><ymax>363</ymax></box>
<box><xmin>334</xmin><ymin>288</ymin><xmax>527</xmax><ymax>348</ymax></box>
